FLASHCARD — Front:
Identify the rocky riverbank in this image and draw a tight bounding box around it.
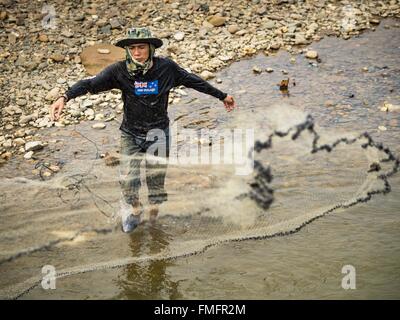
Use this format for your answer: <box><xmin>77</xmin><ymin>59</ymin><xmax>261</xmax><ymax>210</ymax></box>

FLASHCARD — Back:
<box><xmin>0</xmin><ymin>0</ymin><xmax>399</xmax><ymax>167</ymax></box>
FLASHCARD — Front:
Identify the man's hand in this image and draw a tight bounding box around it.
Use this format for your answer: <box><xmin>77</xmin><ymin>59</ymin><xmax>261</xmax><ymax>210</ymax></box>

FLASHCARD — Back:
<box><xmin>49</xmin><ymin>97</ymin><xmax>65</xmax><ymax>121</ymax></box>
<box><xmin>223</xmin><ymin>95</ymin><xmax>236</xmax><ymax>112</ymax></box>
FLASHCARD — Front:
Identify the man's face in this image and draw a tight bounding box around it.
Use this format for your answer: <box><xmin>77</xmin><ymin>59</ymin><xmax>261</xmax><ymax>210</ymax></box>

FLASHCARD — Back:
<box><xmin>128</xmin><ymin>43</ymin><xmax>150</xmax><ymax>63</ymax></box>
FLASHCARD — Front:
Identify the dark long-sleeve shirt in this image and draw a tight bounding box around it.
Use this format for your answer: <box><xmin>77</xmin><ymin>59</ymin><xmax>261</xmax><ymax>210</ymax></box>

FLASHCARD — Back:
<box><xmin>65</xmin><ymin>56</ymin><xmax>227</xmax><ymax>136</ymax></box>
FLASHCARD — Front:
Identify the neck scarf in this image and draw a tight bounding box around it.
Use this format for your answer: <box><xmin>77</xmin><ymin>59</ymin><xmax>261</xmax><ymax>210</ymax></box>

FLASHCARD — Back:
<box><xmin>125</xmin><ymin>43</ymin><xmax>155</xmax><ymax>78</ymax></box>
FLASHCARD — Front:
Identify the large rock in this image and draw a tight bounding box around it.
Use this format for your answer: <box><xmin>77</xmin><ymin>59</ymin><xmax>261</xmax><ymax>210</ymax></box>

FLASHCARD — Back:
<box><xmin>80</xmin><ymin>44</ymin><xmax>125</xmax><ymax>75</ymax></box>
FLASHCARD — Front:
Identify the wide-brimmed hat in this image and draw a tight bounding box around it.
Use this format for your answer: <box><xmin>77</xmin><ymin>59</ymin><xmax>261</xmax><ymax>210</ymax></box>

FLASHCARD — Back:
<box><xmin>114</xmin><ymin>27</ymin><xmax>163</xmax><ymax>48</ymax></box>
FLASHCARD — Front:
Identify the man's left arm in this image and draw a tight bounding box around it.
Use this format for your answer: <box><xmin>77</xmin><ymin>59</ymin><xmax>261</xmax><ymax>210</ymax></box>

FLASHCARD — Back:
<box><xmin>172</xmin><ymin>61</ymin><xmax>236</xmax><ymax>112</ymax></box>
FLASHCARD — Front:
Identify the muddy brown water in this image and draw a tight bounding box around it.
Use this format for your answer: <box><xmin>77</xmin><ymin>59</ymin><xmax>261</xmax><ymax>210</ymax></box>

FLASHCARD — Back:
<box><xmin>0</xmin><ymin>19</ymin><xmax>399</xmax><ymax>299</ymax></box>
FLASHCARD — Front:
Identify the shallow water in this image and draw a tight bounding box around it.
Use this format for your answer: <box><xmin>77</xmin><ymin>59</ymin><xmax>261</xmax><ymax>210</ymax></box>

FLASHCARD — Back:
<box><xmin>0</xmin><ymin>19</ymin><xmax>399</xmax><ymax>299</ymax></box>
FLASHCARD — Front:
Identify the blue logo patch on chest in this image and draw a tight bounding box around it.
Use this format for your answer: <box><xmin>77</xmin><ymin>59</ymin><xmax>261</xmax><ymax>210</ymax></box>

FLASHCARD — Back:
<box><xmin>134</xmin><ymin>80</ymin><xmax>159</xmax><ymax>95</ymax></box>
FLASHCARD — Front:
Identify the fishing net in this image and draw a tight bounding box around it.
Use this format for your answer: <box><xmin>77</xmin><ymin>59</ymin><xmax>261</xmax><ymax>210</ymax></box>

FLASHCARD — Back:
<box><xmin>0</xmin><ymin>104</ymin><xmax>398</xmax><ymax>299</ymax></box>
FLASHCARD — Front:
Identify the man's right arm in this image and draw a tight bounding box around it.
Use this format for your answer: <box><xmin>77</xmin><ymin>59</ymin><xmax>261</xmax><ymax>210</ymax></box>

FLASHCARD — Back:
<box><xmin>64</xmin><ymin>62</ymin><xmax>121</xmax><ymax>101</ymax></box>
<box><xmin>50</xmin><ymin>63</ymin><xmax>121</xmax><ymax>121</ymax></box>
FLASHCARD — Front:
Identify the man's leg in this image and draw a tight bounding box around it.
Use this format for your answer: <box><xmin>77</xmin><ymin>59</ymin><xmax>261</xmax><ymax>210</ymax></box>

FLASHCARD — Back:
<box><xmin>144</xmin><ymin>127</ymin><xmax>170</xmax><ymax>221</ymax></box>
<box><xmin>119</xmin><ymin>132</ymin><xmax>144</xmax><ymax>215</ymax></box>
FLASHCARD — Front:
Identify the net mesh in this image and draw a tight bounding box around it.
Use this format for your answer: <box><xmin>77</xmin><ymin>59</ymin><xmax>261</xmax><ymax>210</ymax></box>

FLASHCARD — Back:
<box><xmin>0</xmin><ymin>104</ymin><xmax>398</xmax><ymax>299</ymax></box>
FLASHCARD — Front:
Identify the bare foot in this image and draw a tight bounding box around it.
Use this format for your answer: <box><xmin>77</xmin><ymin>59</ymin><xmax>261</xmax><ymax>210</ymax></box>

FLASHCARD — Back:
<box><xmin>131</xmin><ymin>200</ymin><xmax>143</xmax><ymax>216</ymax></box>
<box><xmin>149</xmin><ymin>205</ymin><xmax>159</xmax><ymax>223</ymax></box>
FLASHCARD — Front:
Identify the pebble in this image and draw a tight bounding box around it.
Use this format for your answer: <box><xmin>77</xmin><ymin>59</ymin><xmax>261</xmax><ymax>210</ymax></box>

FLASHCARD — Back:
<box><xmin>24</xmin><ymin>151</ymin><xmax>34</xmax><ymax>160</ymax></box>
<box><xmin>50</xmin><ymin>53</ymin><xmax>65</xmax><ymax>62</ymax></box>
<box><xmin>200</xmin><ymin>70</ymin><xmax>215</xmax><ymax>80</ymax></box>
<box><xmin>45</xmin><ymin>87</ymin><xmax>60</xmax><ymax>101</ymax></box>
<box><xmin>97</xmin><ymin>48</ymin><xmax>110</xmax><ymax>54</ymax></box>
<box><xmin>378</xmin><ymin>126</ymin><xmax>387</xmax><ymax>131</ymax></box>
<box><xmin>252</xmin><ymin>66</ymin><xmax>262</xmax><ymax>74</ymax></box>
<box><xmin>17</xmin><ymin>99</ymin><xmax>27</xmax><ymax>106</ymax></box>
<box><xmin>92</xmin><ymin>123</ymin><xmax>106</xmax><ymax>129</ymax></box>
<box><xmin>207</xmin><ymin>15</ymin><xmax>226</xmax><ymax>27</ymax></box>
<box><xmin>228</xmin><ymin>25</ymin><xmax>240</xmax><ymax>34</ymax></box>
<box><xmin>57</xmin><ymin>78</ymin><xmax>66</xmax><ymax>84</ymax></box>
<box><xmin>25</xmin><ymin>141</ymin><xmax>44</xmax><ymax>152</ymax></box>
<box><xmin>305</xmin><ymin>50</ymin><xmax>318</xmax><ymax>59</ymax></box>
<box><xmin>174</xmin><ymin>32</ymin><xmax>185</xmax><ymax>41</ymax></box>
<box><xmin>38</xmin><ymin>34</ymin><xmax>48</xmax><ymax>42</ymax></box>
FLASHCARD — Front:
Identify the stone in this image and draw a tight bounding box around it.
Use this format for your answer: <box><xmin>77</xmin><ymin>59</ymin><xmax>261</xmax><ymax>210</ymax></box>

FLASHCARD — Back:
<box><xmin>16</xmin><ymin>99</ymin><xmax>27</xmax><ymax>106</ymax></box>
<box><xmin>228</xmin><ymin>25</ymin><xmax>240</xmax><ymax>34</ymax></box>
<box><xmin>1</xmin><ymin>151</ymin><xmax>12</xmax><ymax>160</ymax></box>
<box><xmin>236</xmin><ymin>30</ymin><xmax>248</xmax><ymax>36</ymax></box>
<box><xmin>3</xmin><ymin>139</ymin><xmax>12</xmax><ymax>148</ymax></box>
<box><xmin>200</xmin><ymin>70</ymin><xmax>215</xmax><ymax>80</ymax></box>
<box><xmin>80</xmin><ymin>44</ymin><xmax>124</xmax><ymax>75</ymax></box>
<box><xmin>252</xmin><ymin>66</ymin><xmax>262</xmax><ymax>74</ymax></box>
<box><xmin>92</xmin><ymin>123</ymin><xmax>106</xmax><ymax>129</ymax></box>
<box><xmin>295</xmin><ymin>34</ymin><xmax>308</xmax><ymax>45</ymax></box>
<box><xmin>109</xmin><ymin>17</ymin><xmax>121</xmax><ymax>29</ymax></box>
<box><xmin>45</xmin><ymin>87</ymin><xmax>60</xmax><ymax>101</ymax></box>
<box><xmin>207</xmin><ymin>15</ymin><xmax>226</xmax><ymax>27</ymax></box>
<box><xmin>84</xmin><ymin>108</ymin><xmax>95</xmax><ymax>117</ymax></box>
<box><xmin>264</xmin><ymin>21</ymin><xmax>275</xmax><ymax>29</ymax></box>
<box><xmin>381</xmin><ymin>102</ymin><xmax>400</xmax><ymax>112</ymax></box>
<box><xmin>38</xmin><ymin>34</ymin><xmax>48</xmax><ymax>42</ymax></box>
<box><xmin>81</xmin><ymin>100</ymin><xmax>93</xmax><ymax>110</ymax></box>
<box><xmin>25</xmin><ymin>141</ymin><xmax>44</xmax><ymax>152</ymax></box>
<box><xmin>8</xmin><ymin>32</ymin><xmax>18</xmax><ymax>45</ymax></box>
<box><xmin>325</xmin><ymin>100</ymin><xmax>335</xmax><ymax>107</ymax></box>
<box><xmin>94</xmin><ymin>113</ymin><xmax>104</xmax><ymax>121</ymax></box>
<box><xmin>24</xmin><ymin>151</ymin><xmax>34</xmax><ymax>160</ymax></box>
<box><xmin>378</xmin><ymin>126</ymin><xmax>387</xmax><ymax>131</ymax></box>
<box><xmin>266</xmin><ymin>68</ymin><xmax>274</xmax><ymax>73</ymax></box>
<box><xmin>305</xmin><ymin>50</ymin><xmax>318</xmax><ymax>59</ymax></box>
<box><xmin>14</xmin><ymin>129</ymin><xmax>26</xmax><ymax>138</ymax></box>
<box><xmin>50</xmin><ymin>53</ymin><xmax>65</xmax><ymax>62</ymax></box>
<box><xmin>13</xmin><ymin>138</ymin><xmax>25</xmax><ymax>146</ymax></box>
<box><xmin>97</xmin><ymin>48</ymin><xmax>110</xmax><ymax>54</ymax></box>
<box><xmin>104</xmin><ymin>152</ymin><xmax>120</xmax><ymax>166</ymax></box>
<box><xmin>57</xmin><ymin>78</ymin><xmax>66</xmax><ymax>84</ymax></box>
<box><xmin>174</xmin><ymin>31</ymin><xmax>185</xmax><ymax>41</ymax></box>
<box><xmin>61</xmin><ymin>30</ymin><xmax>74</xmax><ymax>38</ymax></box>
<box><xmin>49</xmin><ymin>165</ymin><xmax>60</xmax><ymax>172</ymax></box>
<box><xmin>270</xmin><ymin>42</ymin><xmax>281</xmax><ymax>50</ymax></box>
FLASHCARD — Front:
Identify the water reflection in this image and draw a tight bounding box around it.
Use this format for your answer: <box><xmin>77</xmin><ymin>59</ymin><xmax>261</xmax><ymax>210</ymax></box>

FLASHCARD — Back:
<box><xmin>115</xmin><ymin>224</ymin><xmax>181</xmax><ymax>299</ymax></box>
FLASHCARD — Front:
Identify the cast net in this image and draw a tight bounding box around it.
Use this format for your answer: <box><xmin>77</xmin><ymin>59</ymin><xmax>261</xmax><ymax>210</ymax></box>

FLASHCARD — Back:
<box><xmin>0</xmin><ymin>104</ymin><xmax>398</xmax><ymax>299</ymax></box>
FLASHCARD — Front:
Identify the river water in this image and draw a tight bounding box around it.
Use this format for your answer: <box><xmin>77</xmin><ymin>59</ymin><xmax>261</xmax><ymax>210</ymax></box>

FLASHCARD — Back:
<box><xmin>0</xmin><ymin>19</ymin><xmax>399</xmax><ymax>299</ymax></box>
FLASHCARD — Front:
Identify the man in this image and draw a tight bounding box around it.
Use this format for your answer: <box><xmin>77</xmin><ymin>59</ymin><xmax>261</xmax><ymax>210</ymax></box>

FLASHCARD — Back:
<box><xmin>50</xmin><ymin>27</ymin><xmax>236</xmax><ymax>233</ymax></box>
